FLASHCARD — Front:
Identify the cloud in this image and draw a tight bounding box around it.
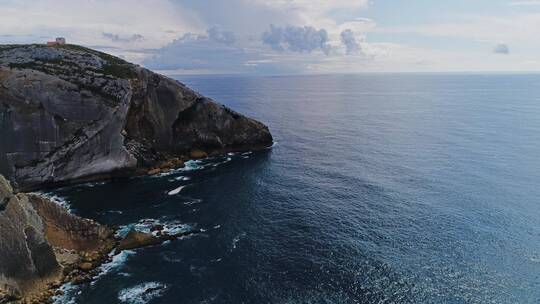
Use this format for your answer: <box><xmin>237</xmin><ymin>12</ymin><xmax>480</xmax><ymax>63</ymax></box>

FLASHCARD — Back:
<box><xmin>493</xmin><ymin>43</ymin><xmax>510</xmax><ymax>54</ymax></box>
<box><xmin>206</xmin><ymin>26</ymin><xmax>236</xmax><ymax>45</ymax></box>
<box><xmin>262</xmin><ymin>25</ymin><xmax>331</xmax><ymax>55</ymax></box>
<box><xmin>251</xmin><ymin>0</ymin><xmax>369</xmax><ymax>25</ymax></box>
<box><xmin>102</xmin><ymin>32</ymin><xmax>144</xmax><ymax>43</ymax></box>
<box><xmin>143</xmin><ymin>29</ymin><xmax>257</xmax><ymax>73</ymax></box>
<box><xmin>375</xmin><ymin>14</ymin><xmax>540</xmax><ymax>44</ymax></box>
<box><xmin>340</xmin><ymin>29</ymin><xmax>360</xmax><ymax>55</ymax></box>
<box><xmin>0</xmin><ymin>0</ymin><xmax>204</xmax><ymax>59</ymax></box>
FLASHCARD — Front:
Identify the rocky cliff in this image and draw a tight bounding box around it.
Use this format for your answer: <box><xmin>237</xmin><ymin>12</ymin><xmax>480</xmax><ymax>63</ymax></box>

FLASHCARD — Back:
<box><xmin>0</xmin><ymin>44</ymin><xmax>272</xmax><ymax>190</ymax></box>
<box><xmin>0</xmin><ymin>175</ymin><xmax>117</xmax><ymax>302</ymax></box>
<box><xmin>0</xmin><ymin>175</ymin><xmax>60</xmax><ymax>300</ymax></box>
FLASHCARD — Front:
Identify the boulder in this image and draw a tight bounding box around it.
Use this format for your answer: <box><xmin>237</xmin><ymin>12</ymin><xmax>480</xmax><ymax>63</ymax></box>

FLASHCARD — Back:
<box><xmin>117</xmin><ymin>230</ymin><xmax>162</xmax><ymax>251</ymax></box>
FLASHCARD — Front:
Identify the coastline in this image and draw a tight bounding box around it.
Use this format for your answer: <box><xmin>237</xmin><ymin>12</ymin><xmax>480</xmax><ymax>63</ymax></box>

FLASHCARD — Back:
<box><xmin>6</xmin><ymin>149</ymin><xmax>266</xmax><ymax>303</ymax></box>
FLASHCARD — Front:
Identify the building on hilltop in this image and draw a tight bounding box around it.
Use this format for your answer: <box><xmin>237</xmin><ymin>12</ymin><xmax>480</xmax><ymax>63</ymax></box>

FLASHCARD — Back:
<box><xmin>46</xmin><ymin>37</ymin><xmax>66</xmax><ymax>46</ymax></box>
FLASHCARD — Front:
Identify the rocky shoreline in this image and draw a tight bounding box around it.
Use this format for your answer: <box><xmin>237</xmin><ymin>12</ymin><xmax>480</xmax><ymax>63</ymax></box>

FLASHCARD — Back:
<box><xmin>0</xmin><ymin>175</ymin><xmax>201</xmax><ymax>304</ymax></box>
<box><xmin>0</xmin><ymin>44</ymin><xmax>272</xmax><ymax>303</ymax></box>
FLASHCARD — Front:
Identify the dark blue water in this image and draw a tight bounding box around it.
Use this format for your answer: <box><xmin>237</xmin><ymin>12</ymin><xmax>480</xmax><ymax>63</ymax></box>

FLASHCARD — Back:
<box><xmin>50</xmin><ymin>74</ymin><xmax>540</xmax><ymax>304</ymax></box>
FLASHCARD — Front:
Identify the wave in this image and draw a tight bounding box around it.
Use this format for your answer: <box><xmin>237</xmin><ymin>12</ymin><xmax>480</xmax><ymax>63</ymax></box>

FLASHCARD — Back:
<box><xmin>231</xmin><ymin>232</ymin><xmax>246</xmax><ymax>251</ymax></box>
<box><xmin>31</xmin><ymin>192</ymin><xmax>73</xmax><ymax>212</ymax></box>
<box><xmin>91</xmin><ymin>250</ymin><xmax>136</xmax><ymax>284</ymax></box>
<box><xmin>182</xmin><ymin>159</ymin><xmax>204</xmax><ymax>171</ymax></box>
<box><xmin>167</xmin><ymin>185</ymin><xmax>185</xmax><ymax>195</ymax></box>
<box><xmin>116</xmin><ymin>218</ymin><xmax>192</xmax><ymax>238</ymax></box>
<box><xmin>118</xmin><ymin>282</ymin><xmax>168</xmax><ymax>304</ymax></box>
<box><xmin>183</xmin><ymin>199</ymin><xmax>202</xmax><ymax>206</ymax></box>
<box><xmin>80</xmin><ymin>181</ymin><xmax>107</xmax><ymax>188</ymax></box>
<box><xmin>52</xmin><ymin>283</ymin><xmax>78</xmax><ymax>304</ymax></box>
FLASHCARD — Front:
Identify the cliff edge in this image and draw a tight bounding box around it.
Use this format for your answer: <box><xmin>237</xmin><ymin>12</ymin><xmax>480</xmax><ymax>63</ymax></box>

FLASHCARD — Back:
<box><xmin>0</xmin><ymin>44</ymin><xmax>272</xmax><ymax>190</ymax></box>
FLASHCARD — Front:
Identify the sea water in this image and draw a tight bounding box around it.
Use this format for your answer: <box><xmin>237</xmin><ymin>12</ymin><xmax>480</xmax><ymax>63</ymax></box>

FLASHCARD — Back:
<box><xmin>49</xmin><ymin>73</ymin><xmax>540</xmax><ymax>304</ymax></box>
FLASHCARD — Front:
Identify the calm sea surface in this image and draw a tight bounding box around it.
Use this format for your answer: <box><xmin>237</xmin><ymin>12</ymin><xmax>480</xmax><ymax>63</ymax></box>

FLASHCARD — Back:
<box><xmin>50</xmin><ymin>74</ymin><xmax>540</xmax><ymax>304</ymax></box>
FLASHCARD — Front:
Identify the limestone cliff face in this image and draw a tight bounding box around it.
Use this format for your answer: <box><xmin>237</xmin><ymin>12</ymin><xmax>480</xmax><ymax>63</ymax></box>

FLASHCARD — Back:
<box><xmin>0</xmin><ymin>44</ymin><xmax>272</xmax><ymax>190</ymax></box>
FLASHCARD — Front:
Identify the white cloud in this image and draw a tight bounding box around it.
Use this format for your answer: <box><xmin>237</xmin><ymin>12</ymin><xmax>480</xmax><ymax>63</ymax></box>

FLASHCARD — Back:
<box><xmin>0</xmin><ymin>0</ymin><xmax>203</xmax><ymax>48</ymax></box>
<box><xmin>261</xmin><ymin>25</ymin><xmax>331</xmax><ymax>55</ymax></box>
<box><xmin>340</xmin><ymin>29</ymin><xmax>361</xmax><ymax>55</ymax></box>
<box><xmin>0</xmin><ymin>0</ymin><xmax>538</xmax><ymax>73</ymax></box>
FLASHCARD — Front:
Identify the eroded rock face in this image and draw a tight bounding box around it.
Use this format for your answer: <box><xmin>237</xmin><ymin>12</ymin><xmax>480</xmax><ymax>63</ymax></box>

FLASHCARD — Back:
<box><xmin>0</xmin><ymin>175</ymin><xmax>60</xmax><ymax>297</ymax></box>
<box><xmin>28</xmin><ymin>194</ymin><xmax>114</xmax><ymax>252</ymax></box>
<box><xmin>0</xmin><ymin>175</ymin><xmax>115</xmax><ymax>301</ymax></box>
<box><xmin>0</xmin><ymin>44</ymin><xmax>272</xmax><ymax>190</ymax></box>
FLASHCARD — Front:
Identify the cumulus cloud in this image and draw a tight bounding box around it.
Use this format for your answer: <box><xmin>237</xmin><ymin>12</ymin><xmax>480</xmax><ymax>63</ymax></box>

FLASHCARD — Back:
<box><xmin>340</xmin><ymin>29</ymin><xmax>360</xmax><ymax>55</ymax></box>
<box><xmin>206</xmin><ymin>26</ymin><xmax>236</xmax><ymax>45</ymax></box>
<box><xmin>262</xmin><ymin>25</ymin><xmax>331</xmax><ymax>55</ymax></box>
<box><xmin>493</xmin><ymin>43</ymin><xmax>510</xmax><ymax>54</ymax></box>
<box><xmin>102</xmin><ymin>32</ymin><xmax>144</xmax><ymax>43</ymax></box>
<box><xmin>144</xmin><ymin>29</ymin><xmax>257</xmax><ymax>73</ymax></box>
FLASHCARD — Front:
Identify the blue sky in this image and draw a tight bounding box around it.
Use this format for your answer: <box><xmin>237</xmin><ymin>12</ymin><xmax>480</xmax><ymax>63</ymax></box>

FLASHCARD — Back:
<box><xmin>1</xmin><ymin>0</ymin><xmax>540</xmax><ymax>74</ymax></box>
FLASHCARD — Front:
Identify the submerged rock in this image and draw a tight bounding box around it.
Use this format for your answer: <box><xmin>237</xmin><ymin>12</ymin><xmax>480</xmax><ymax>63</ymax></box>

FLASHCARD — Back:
<box><xmin>117</xmin><ymin>230</ymin><xmax>162</xmax><ymax>251</ymax></box>
<box><xmin>0</xmin><ymin>44</ymin><xmax>272</xmax><ymax>190</ymax></box>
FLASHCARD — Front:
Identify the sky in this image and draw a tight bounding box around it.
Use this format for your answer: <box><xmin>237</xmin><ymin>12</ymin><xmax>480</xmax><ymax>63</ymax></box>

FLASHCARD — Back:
<box><xmin>1</xmin><ymin>0</ymin><xmax>540</xmax><ymax>75</ymax></box>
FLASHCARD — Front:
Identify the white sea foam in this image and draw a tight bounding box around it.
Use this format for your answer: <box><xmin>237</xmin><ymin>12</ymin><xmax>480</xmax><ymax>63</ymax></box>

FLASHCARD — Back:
<box><xmin>161</xmin><ymin>251</ymin><xmax>183</xmax><ymax>263</ymax></box>
<box><xmin>116</xmin><ymin>218</ymin><xmax>192</xmax><ymax>238</ymax></box>
<box><xmin>211</xmin><ymin>157</ymin><xmax>232</xmax><ymax>167</ymax></box>
<box><xmin>147</xmin><ymin>160</ymin><xmax>202</xmax><ymax>178</ymax></box>
<box><xmin>53</xmin><ymin>250</ymin><xmax>135</xmax><ymax>301</ymax></box>
<box><xmin>92</xmin><ymin>250</ymin><xmax>135</xmax><ymax>284</ymax></box>
<box><xmin>183</xmin><ymin>160</ymin><xmax>203</xmax><ymax>171</ymax></box>
<box><xmin>118</xmin><ymin>282</ymin><xmax>168</xmax><ymax>304</ymax></box>
<box><xmin>183</xmin><ymin>199</ymin><xmax>202</xmax><ymax>206</ymax></box>
<box><xmin>81</xmin><ymin>181</ymin><xmax>107</xmax><ymax>188</ymax></box>
<box><xmin>167</xmin><ymin>185</ymin><xmax>185</xmax><ymax>195</ymax></box>
<box><xmin>32</xmin><ymin>192</ymin><xmax>73</xmax><ymax>212</ymax></box>
<box><xmin>52</xmin><ymin>283</ymin><xmax>78</xmax><ymax>304</ymax></box>
<box><xmin>174</xmin><ymin>176</ymin><xmax>191</xmax><ymax>181</ymax></box>
<box><xmin>231</xmin><ymin>232</ymin><xmax>246</xmax><ymax>250</ymax></box>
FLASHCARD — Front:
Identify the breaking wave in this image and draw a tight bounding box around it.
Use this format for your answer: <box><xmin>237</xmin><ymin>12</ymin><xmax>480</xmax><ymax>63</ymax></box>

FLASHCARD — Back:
<box><xmin>118</xmin><ymin>282</ymin><xmax>168</xmax><ymax>304</ymax></box>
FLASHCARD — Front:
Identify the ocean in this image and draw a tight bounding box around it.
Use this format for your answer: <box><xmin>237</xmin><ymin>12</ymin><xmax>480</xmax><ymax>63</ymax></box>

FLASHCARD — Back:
<box><xmin>49</xmin><ymin>74</ymin><xmax>540</xmax><ymax>304</ymax></box>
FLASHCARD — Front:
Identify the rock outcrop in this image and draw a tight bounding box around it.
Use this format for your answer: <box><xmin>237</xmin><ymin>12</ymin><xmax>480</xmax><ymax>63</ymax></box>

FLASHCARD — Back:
<box><xmin>0</xmin><ymin>176</ymin><xmax>60</xmax><ymax>300</ymax></box>
<box><xmin>0</xmin><ymin>174</ymin><xmax>119</xmax><ymax>302</ymax></box>
<box><xmin>0</xmin><ymin>44</ymin><xmax>272</xmax><ymax>190</ymax></box>
<box><xmin>0</xmin><ymin>174</ymin><xmax>200</xmax><ymax>302</ymax></box>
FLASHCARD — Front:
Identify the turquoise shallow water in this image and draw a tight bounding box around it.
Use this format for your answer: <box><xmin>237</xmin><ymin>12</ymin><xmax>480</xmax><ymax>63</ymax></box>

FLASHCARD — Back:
<box><xmin>50</xmin><ymin>74</ymin><xmax>540</xmax><ymax>303</ymax></box>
